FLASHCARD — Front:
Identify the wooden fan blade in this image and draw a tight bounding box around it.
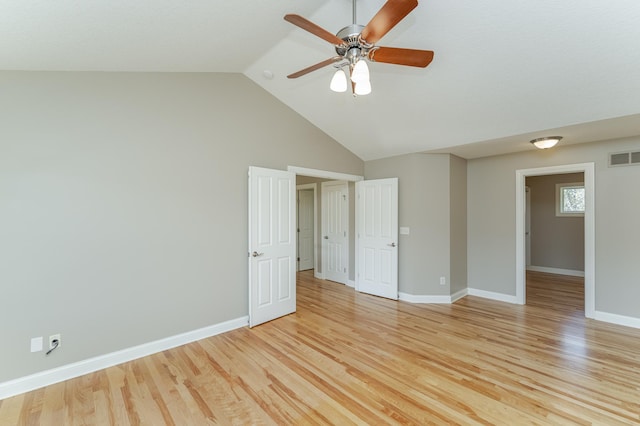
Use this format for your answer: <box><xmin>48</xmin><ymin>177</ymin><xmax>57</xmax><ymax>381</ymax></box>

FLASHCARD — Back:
<box><xmin>284</xmin><ymin>14</ymin><xmax>345</xmax><ymax>46</ymax></box>
<box><xmin>360</xmin><ymin>0</ymin><xmax>418</xmax><ymax>45</ymax></box>
<box><xmin>287</xmin><ymin>57</ymin><xmax>343</xmax><ymax>79</ymax></box>
<box><xmin>369</xmin><ymin>47</ymin><xmax>434</xmax><ymax>68</ymax></box>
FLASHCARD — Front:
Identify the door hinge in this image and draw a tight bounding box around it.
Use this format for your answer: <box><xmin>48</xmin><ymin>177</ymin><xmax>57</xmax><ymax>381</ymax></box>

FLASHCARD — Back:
<box><xmin>297</xmin><ymin>257</ymin><xmax>300</xmax><ymax>261</ymax></box>
<box><xmin>344</xmin><ymin>267</ymin><xmax>347</xmax><ymax>273</ymax></box>
<box><xmin>344</xmin><ymin>231</ymin><xmax>346</xmax><ymax>237</ymax></box>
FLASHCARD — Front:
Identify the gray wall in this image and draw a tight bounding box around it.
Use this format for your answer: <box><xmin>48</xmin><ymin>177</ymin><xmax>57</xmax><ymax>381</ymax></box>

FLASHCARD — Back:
<box><xmin>0</xmin><ymin>71</ymin><xmax>364</xmax><ymax>383</ymax></box>
<box><xmin>468</xmin><ymin>137</ymin><xmax>640</xmax><ymax>318</ymax></box>
<box><xmin>365</xmin><ymin>153</ymin><xmax>467</xmax><ymax>297</ymax></box>
<box><xmin>526</xmin><ymin>173</ymin><xmax>585</xmax><ymax>271</ymax></box>
<box><xmin>450</xmin><ymin>155</ymin><xmax>468</xmax><ymax>294</ymax></box>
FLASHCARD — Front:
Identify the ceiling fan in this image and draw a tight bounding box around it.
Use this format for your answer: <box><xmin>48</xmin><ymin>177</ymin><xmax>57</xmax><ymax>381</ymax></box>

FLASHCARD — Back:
<box><xmin>284</xmin><ymin>0</ymin><xmax>434</xmax><ymax>96</ymax></box>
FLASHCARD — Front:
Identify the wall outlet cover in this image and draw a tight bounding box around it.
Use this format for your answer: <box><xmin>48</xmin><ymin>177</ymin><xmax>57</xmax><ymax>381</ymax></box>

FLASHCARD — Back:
<box><xmin>49</xmin><ymin>334</ymin><xmax>61</xmax><ymax>349</ymax></box>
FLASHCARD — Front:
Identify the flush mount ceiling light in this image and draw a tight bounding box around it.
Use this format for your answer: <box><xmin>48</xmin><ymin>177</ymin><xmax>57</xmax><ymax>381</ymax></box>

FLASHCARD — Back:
<box><xmin>530</xmin><ymin>136</ymin><xmax>563</xmax><ymax>149</ymax></box>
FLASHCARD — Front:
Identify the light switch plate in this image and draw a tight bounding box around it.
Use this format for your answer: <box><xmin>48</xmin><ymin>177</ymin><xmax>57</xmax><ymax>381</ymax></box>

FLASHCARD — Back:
<box><xmin>31</xmin><ymin>337</ymin><xmax>43</xmax><ymax>352</ymax></box>
<box><xmin>400</xmin><ymin>227</ymin><xmax>410</xmax><ymax>235</ymax></box>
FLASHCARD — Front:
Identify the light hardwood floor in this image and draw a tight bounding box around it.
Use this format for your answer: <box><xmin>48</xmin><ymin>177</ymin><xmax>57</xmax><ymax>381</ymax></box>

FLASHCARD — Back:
<box><xmin>2</xmin><ymin>271</ymin><xmax>640</xmax><ymax>425</ymax></box>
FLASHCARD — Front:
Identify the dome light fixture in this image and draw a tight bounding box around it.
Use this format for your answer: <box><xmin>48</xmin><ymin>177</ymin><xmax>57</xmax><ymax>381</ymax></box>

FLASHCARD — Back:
<box><xmin>530</xmin><ymin>136</ymin><xmax>563</xmax><ymax>149</ymax></box>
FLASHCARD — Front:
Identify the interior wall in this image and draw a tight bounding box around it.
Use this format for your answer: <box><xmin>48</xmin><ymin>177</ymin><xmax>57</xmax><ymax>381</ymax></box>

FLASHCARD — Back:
<box><xmin>0</xmin><ymin>71</ymin><xmax>364</xmax><ymax>384</ymax></box>
<box><xmin>467</xmin><ymin>137</ymin><xmax>640</xmax><ymax>319</ymax></box>
<box><xmin>525</xmin><ymin>173</ymin><xmax>585</xmax><ymax>272</ymax></box>
<box><xmin>449</xmin><ymin>155</ymin><xmax>468</xmax><ymax>293</ymax></box>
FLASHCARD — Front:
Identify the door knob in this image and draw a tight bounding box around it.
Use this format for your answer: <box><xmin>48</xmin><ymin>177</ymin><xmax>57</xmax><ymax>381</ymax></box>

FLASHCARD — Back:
<box><xmin>388</xmin><ymin>242</ymin><xmax>397</xmax><ymax>247</ymax></box>
<box><xmin>252</xmin><ymin>251</ymin><xmax>264</xmax><ymax>257</ymax></box>
<box><xmin>324</xmin><ymin>236</ymin><xmax>329</xmax><ymax>239</ymax></box>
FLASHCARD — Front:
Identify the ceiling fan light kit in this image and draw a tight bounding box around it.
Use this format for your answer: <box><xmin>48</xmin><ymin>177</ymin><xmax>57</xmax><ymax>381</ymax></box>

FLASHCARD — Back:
<box><xmin>284</xmin><ymin>0</ymin><xmax>434</xmax><ymax>97</ymax></box>
<box><xmin>354</xmin><ymin>79</ymin><xmax>372</xmax><ymax>96</ymax></box>
<box><xmin>351</xmin><ymin>59</ymin><xmax>370</xmax><ymax>84</ymax></box>
<box><xmin>330</xmin><ymin>69</ymin><xmax>348</xmax><ymax>92</ymax></box>
<box><xmin>530</xmin><ymin>136</ymin><xmax>563</xmax><ymax>149</ymax></box>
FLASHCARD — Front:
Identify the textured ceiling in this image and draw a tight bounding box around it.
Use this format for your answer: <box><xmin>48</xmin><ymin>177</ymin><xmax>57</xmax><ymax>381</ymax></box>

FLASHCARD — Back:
<box><xmin>3</xmin><ymin>0</ymin><xmax>640</xmax><ymax>160</ymax></box>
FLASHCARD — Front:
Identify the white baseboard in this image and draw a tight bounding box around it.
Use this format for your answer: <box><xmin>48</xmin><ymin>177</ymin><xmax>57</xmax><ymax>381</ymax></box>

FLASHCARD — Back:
<box><xmin>451</xmin><ymin>288</ymin><xmax>468</xmax><ymax>303</ymax></box>
<box><xmin>399</xmin><ymin>292</ymin><xmax>452</xmax><ymax>304</ymax></box>
<box><xmin>0</xmin><ymin>316</ymin><xmax>248</xmax><ymax>400</ymax></box>
<box><xmin>398</xmin><ymin>288</ymin><xmax>469</xmax><ymax>304</ymax></box>
<box><xmin>314</xmin><ymin>271</ymin><xmax>324</xmax><ymax>280</ymax></box>
<box><xmin>467</xmin><ymin>288</ymin><xmax>518</xmax><ymax>304</ymax></box>
<box><xmin>347</xmin><ymin>280</ymin><xmax>356</xmax><ymax>288</ymax></box>
<box><xmin>527</xmin><ymin>265</ymin><xmax>585</xmax><ymax>277</ymax></box>
<box><xmin>593</xmin><ymin>310</ymin><xmax>640</xmax><ymax>329</ymax></box>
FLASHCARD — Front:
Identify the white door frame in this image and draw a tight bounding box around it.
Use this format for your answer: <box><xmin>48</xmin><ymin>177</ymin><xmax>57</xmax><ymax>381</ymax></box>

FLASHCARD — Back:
<box><xmin>288</xmin><ymin>166</ymin><xmax>364</xmax><ymax>183</ymax></box>
<box><xmin>296</xmin><ymin>183</ymin><xmax>317</xmax><ymax>272</ymax></box>
<box><xmin>525</xmin><ymin>186</ymin><xmax>531</xmax><ymax>267</ymax></box>
<box><xmin>515</xmin><ymin>163</ymin><xmax>595</xmax><ymax>318</ymax></box>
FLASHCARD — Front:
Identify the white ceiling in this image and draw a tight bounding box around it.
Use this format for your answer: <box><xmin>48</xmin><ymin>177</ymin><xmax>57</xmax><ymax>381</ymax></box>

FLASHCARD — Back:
<box><xmin>3</xmin><ymin>0</ymin><xmax>640</xmax><ymax>160</ymax></box>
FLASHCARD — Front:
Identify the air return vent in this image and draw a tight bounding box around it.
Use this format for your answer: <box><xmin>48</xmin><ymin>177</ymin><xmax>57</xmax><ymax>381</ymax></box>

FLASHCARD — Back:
<box><xmin>609</xmin><ymin>150</ymin><xmax>640</xmax><ymax>167</ymax></box>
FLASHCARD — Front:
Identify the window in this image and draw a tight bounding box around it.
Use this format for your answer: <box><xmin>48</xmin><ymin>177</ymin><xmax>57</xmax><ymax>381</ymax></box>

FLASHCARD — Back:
<box><xmin>556</xmin><ymin>182</ymin><xmax>585</xmax><ymax>216</ymax></box>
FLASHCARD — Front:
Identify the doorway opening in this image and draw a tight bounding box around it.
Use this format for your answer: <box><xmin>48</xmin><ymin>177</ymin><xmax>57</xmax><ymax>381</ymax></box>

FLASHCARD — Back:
<box><xmin>515</xmin><ymin>163</ymin><xmax>595</xmax><ymax>318</ymax></box>
<box><xmin>525</xmin><ymin>172</ymin><xmax>585</xmax><ymax>311</ymax></box>
<box><xmin>296</xmin><ymin>184</ymin><xmax>316</xmax><ymax>273</ymax></box>
<box><xmin>290</xmin><ymin>166</ymin><xmax>363</xmax><ymax>287</ymax></box>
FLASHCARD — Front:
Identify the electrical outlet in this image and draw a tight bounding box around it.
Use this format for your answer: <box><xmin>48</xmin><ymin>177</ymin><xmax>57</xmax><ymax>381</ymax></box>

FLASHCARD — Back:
<box><xmin>49</xmin><ymin>334</ymin><xmax>61</xmax><ymax>350</ymax></box>
<box><xmin>440</xmin><ymin>276</ymin><xmax>446</xmax><ymax>285</ymax></box>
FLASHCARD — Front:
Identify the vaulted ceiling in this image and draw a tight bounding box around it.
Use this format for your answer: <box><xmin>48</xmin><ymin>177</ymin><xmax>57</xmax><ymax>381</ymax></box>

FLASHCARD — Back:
<box><xmin>3</xmin><ymin>0</ymin><xmax>640</xmax><ymax>160</ymax></box>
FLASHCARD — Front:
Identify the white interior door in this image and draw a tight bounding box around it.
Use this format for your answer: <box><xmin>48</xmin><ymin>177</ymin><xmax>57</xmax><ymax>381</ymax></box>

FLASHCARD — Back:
<box><xmin>248</xmin><ymin>166</ymin><xmax>296</xmax><ymax>327</ymax></box>
<box><xmin>356</xmin><ymin>178</ymin><xmax>398</xmax><ymax>299</ymax></box>
<box><xmin>322</xmin><ymin>181</ymin><xmax>348</xmax><ymax>284</ymax></box>
<box><xmin>297</xmin><ymin>188</ymin><xmax>314</xmax><ymax>271</ymax></box>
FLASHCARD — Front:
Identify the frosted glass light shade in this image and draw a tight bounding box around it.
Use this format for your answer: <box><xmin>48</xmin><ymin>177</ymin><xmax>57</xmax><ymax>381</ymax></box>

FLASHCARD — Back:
<box><xmin>351</xmin><ymin>60</ymin><xmax>370</xmax><ymax>84</ymax></box>
<box><xmin>530</xmin><ymin>136</ymin><xmax>562</xmax><ymax>149</ymax></box>
<box><xmin>354</xmin><ymin>80</ymin><xmax>371</xmax><ymax>96</ymax></box>
<box><xmin>330</xmin><ymin>69</ymin><xmax>347</xmax><ymax>92</ymax></box>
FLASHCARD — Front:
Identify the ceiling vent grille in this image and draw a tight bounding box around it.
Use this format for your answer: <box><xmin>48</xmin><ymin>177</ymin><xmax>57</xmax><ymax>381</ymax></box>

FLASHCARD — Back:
<box><xmin>609</xmin><ymin>150</ymin><xmax>640</xmax><ymax>167</ymax></box>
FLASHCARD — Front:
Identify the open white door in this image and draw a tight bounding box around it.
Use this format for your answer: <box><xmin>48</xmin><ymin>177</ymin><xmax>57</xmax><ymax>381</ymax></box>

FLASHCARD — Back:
<box><xmin>248</xmin><ymin>167</ymin><xmax>296</xmax><ymax>327</ymax></box>
<box><xmin>356</xmin><ymin>178</ymin><xmax>398</xmax><ymax>299</ymax></box>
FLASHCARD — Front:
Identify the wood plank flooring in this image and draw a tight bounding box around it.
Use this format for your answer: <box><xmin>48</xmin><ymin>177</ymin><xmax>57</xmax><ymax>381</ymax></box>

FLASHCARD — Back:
<box><xmin>2</xmin><ymin>271</ymin><xmax>640</xmax><ymax>425</ymax></box>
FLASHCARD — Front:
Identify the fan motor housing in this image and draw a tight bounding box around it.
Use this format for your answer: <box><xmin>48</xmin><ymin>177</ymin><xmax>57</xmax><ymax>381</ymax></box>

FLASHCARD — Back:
<box><xmin>335</xmin><ymin>24</ymin><xmax>368</xmax><ymax>58</ymax></box>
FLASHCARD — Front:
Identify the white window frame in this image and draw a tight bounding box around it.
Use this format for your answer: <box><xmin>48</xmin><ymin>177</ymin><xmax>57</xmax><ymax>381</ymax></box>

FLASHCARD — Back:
<box><xmin>556</xmin><ymin>182</ymin><xmax>585</xmax><ymax>217</ymax></box>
